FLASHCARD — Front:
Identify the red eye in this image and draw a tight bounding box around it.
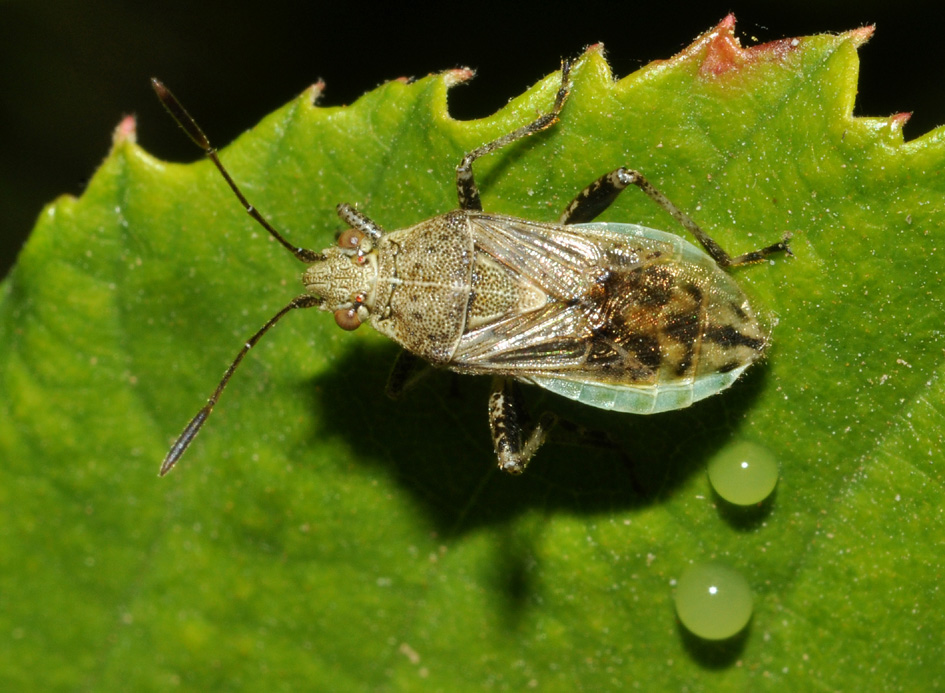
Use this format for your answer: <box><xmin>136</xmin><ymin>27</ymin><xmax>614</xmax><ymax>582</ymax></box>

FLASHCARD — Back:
<box><xmin>337</xmin><ymin>228</ymin><xmax>364</xmax><ymax>250</ymax></box>
<box><xmin>333</xmin><ymin>307</ymin><xmax>361</xmax><ymax>331</ymax></box>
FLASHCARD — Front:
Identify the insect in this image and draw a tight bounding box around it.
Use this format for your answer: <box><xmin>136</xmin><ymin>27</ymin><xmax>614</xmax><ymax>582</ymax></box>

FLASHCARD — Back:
<box><xmin>154</xmin><ymin>60</ymin><xmax>790</xmax><ymax>477</ymax></box>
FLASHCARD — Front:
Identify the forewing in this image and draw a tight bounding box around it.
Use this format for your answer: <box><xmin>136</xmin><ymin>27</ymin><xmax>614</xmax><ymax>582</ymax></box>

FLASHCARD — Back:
<box><xmin>456</xmin><ymin>301</ymin><xmax>596</xmax><ymax>371</ymax></box>
<box><xmin>457</xmin><ymin>216</ymin><xmax>682</xmax><ymax>376</ymax></box>
<box><xmin>451</xmin><ymin>219</ymin><xmax>767</xmax><ymax>413</ymax></box>
<box><xmin>468</xmin><ymin>213</ymin><xmax>616</xmax><ymax>300</ymax></box>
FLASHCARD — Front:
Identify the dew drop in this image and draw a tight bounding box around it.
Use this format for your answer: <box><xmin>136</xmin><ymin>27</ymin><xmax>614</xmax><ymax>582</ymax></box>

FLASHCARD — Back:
<box><xmin>707</xmin><ymin>440</ymin><xmax>778</xmax><ymax>506</ymax></box>
<box><xmin>675</xmin><ymin>563</ymin><xmax>752</xmax><ymax>640</ymax></box>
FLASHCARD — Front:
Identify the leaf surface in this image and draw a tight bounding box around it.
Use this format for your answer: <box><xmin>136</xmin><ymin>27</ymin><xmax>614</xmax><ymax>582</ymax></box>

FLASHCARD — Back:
<box><xmin>2</xmin><ymin>17</ymin><xmax>943</xmax><ymax>690</ymax></box>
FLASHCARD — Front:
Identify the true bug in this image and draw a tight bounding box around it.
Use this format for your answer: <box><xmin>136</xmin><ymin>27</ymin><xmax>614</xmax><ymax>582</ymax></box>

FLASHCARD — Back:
<box><xmin>154</xmin><ymin>60</ymin><xmax>790</xmax><ymax>477</ymax></box>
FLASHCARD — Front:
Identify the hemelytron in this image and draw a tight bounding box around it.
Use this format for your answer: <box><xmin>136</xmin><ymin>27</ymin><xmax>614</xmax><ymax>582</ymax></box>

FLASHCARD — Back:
<box><xmin>153</xmin><ymin>60</ymin><xmax>790</xmax><ymax>477</ymax></box>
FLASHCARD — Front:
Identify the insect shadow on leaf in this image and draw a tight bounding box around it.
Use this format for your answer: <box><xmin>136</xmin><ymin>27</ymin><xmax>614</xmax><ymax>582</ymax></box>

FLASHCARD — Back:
<box><xmin>302</xmin><ymin>335</ymin><xmax>770</xmax><ymax>535</ymax></box>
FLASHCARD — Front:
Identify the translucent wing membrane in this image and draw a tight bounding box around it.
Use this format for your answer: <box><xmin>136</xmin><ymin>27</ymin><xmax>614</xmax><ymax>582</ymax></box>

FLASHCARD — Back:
<box><xmin>452</xmin><ymin>220</ymin><xmax>768</xmax><ymax>414</ymax></box>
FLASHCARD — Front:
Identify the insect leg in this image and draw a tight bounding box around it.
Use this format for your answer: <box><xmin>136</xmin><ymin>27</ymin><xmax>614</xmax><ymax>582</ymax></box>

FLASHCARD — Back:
<box><xmin>385</xmin><ymin>350</ymin><xmax>429</xmax><ymax>399</ymax></box>
<box><xmin>456</xmin><ymin>60</ymin><xmax>572</xmax><ymax>211</ymax></box>
<box><xmin>558</xmin><ymin>168</ymin><xmax>634</xmax><ymax>225</ymax></box>
<box><xmin>560</xmin><ymin>168</ymin><xmax>791</xmax><ymax>266</ymax></box>
<box><xmin>159</xmin><ymin>294</ymin><xmax>322</xmax><ymax>476</ymax></box>
<box><xmin>488</xmin><ymin>377</ymin><xmax>557</xmax><ymax>474</ymax></box>
<box><xmin>337</xmin><ymin>203</ymin><xmax>385</xmax><ymax>241</ymax></box>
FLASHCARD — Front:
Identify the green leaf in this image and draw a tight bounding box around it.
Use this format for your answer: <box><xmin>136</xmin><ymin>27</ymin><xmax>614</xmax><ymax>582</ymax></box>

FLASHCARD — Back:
<box><xmin>2</xmin><ymin>17</ymin><xmax>943</xmax><ymax>690</ymax></box>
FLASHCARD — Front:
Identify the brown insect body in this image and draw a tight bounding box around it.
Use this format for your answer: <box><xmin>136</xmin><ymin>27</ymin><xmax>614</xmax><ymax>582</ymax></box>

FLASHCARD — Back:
<box><xmin>305</xmin><ymin>210</ymin><xmax>767</xmax><ymax>416</ymax></box>
<box><xmin>153</xmin><ymin>59</ymin><xmax>789</xmax><ymax>476</ymax></box>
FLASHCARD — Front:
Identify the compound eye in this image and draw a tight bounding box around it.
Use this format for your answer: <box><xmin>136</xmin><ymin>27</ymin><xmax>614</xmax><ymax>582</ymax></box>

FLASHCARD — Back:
<box><xmin>333</xmin><ymin>307</ymin><xmax>361</xmax><ymax>331</ymax></box>
<box><xmin>337</xmin><ymin>228</ymin><xmax>365</xmax><ymax>251</ymax></box>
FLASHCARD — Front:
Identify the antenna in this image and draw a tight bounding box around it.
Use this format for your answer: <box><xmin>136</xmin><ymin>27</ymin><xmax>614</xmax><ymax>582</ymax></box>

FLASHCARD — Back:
<box><xmin>151</xmin><ymin>78</ymin><xmax>325</xmax><ymax>475</ymax></box>
<box><xmin>151</xmin><ymin>78</ymin><xmax>324</xmax><ymax>264</ymax></box>
<box><xmin>159</xmin><ymin>294</ymin><xmax>320</xmax><ymax>476</ymax></box>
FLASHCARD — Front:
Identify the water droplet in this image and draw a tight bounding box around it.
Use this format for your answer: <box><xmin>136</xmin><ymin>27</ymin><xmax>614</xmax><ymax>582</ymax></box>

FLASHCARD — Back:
<box><xmin>675</xmin><ymin>562</ymin><xmax>753</xmax><ymax>640</ymax></box>
<box><xmin>707</xmin><ymin>440</ymin><xmax>778</xmax><ymax>506</ymax></box>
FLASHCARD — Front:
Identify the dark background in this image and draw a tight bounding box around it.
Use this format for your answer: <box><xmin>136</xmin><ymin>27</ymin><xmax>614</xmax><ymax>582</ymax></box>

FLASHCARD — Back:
<box><xmin>1</xmin><ymin>1</ymin><xmax>942</xmax><ymax>279</ymax></box>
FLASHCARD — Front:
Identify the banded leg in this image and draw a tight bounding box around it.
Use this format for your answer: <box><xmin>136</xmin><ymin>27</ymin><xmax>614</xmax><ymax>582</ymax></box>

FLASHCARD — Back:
<box><xmin>488</xmin><ymin>377</ymin><xmax>557</xmax><ymax>474</ymax></box>
<box><xmin>559</xmin><ymin>167</ymin><xmax>791</xmax><ymax>267</ymax></box>
<box><xmin>337</xmin><ymin>203</ymin><xmax>385</xmax><ymax>241</ymax></box>
<box><xmin>456</xmin><ymin>60</ymin><xmax>573</xmax><ymax>211</ymax></box>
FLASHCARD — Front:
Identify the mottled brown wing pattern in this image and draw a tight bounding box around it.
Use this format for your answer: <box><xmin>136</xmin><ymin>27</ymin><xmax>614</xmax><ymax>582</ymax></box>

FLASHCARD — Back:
<box><xmin>452</xmin><ymin>216</ymin><xmax>767</xmax><ymax>391</ymax></box>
